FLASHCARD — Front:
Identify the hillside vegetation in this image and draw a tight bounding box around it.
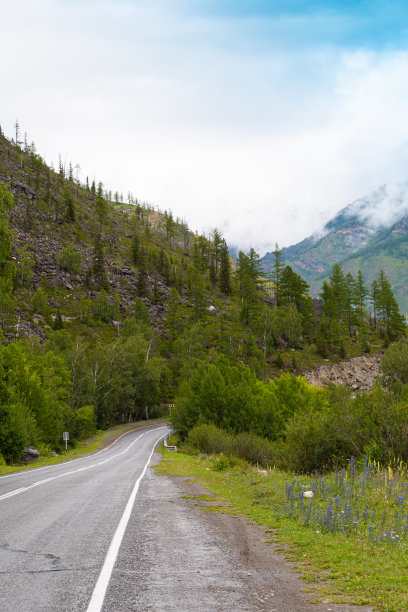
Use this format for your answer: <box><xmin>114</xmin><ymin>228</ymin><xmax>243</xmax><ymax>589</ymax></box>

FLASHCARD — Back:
<box><xmin>0</xmin><ymin>125</ymin><xmax>405</xmax><ymax>468</ymax></box>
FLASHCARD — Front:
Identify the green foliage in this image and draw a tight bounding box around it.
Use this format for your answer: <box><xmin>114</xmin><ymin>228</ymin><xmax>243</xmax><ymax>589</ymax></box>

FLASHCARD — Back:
<box><xmin>172</xmin><ymin>357</ymin><xmax>322</xmax><ymax>442</ymax></box>
<box><xmin>62</xmin><ymin>187</ymin><xmax>75</xmax><ymax>222</ymax></box>
<box><xmin>0</xmin><ymin>340</ymin><xmax>71</xmax><ymax>461</ymax></box>
<box><xmin>0</xmin><ymin>184</ymin><xmax>15</xmax><ymax>314</ymax></box>
<box><xmin>381</xmin><ymin>340</ymin><xmax>408</xmax><ymax>388</ymax></box>
<box><xmin>32</xmin><ymin>288</ymin><xmax>48</xmax><ymax>316</ymax></box>
<box><xmin>14</xmin><ymin>246</ymin><xmax>34</xmax><ymax>287</ymax></box>
<box><xmin>58</xmin><ymin>244</ymin><xmax>82</xmax><ymax>274</ymax></box>
<box><xmin>94</xmin><ymin>289</ymin><xmax>112</xmax><ymax>323</ymax></box>
<box><xmin>73</xmin><ymin>405</ymin><xmax>97</xmax><ymax>438</ymax></box>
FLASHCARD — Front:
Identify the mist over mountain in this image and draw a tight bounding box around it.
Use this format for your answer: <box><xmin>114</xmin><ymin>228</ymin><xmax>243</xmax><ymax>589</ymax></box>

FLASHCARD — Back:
<box><xmin>261</xmin><ymin>184</ymin><xmax>408</xmax><ymax>314</ymax></box>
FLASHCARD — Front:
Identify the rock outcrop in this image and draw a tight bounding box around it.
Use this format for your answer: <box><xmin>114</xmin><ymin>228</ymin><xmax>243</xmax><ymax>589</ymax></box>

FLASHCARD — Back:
<box><xmin>303</xmin><ymin>354</ymin><xmax>382</xmax><ymax>393</ymax></box>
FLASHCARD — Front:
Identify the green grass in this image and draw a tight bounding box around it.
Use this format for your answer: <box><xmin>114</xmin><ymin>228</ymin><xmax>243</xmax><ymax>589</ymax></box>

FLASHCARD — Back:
<box><xmin>0</xmin><ymin>419</ymin><xmax>166</xmax><ymax>476</ymax></box>
<box><xmin>156</xmin><ymin>449</ymin><xmax>408</xmax><ymax>611</ymax></box>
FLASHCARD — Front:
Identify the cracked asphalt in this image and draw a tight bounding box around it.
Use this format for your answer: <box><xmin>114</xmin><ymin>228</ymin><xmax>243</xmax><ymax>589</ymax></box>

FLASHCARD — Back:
<box><xmin>0</xmin><ymin>426</ymin><xmax>374</xmax><ymax>611</ymax></box>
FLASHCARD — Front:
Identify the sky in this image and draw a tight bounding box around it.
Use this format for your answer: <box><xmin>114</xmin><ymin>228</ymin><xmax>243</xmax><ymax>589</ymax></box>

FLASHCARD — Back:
<box><xmin>2</xmin><ymin>0</ymin><xmax>408</xmax><ymax>255</ymax></box>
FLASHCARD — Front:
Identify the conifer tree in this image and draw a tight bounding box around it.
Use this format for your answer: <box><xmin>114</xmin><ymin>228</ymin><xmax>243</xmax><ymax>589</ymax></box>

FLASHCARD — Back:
<box><xmin>219</xmin><ymin>239</ymin><xmax>231</xmax><ymax>295</ymax></box>
<box><xmin>63</xmin><ymin>187</ymin><xmax>75</xmax><ymax>222</ymax></box>
<box><xmin>376</xmin><ymin>270</ymin><xmax>405</xmax><ymax>338</ymax></box>
<box><xmin>95</xmin><ymin>182</ymin><xmax>108</xmax><ymax>229</ymax></box>
<box><xmin>354</xmin><ymin>270</ymin><xmax>368</xmax><ymax>320</ymax></box>
<box><xmin>271</xmin><ymin>243</ymin><xmax>284</xmax><ymax>305</ymax></box>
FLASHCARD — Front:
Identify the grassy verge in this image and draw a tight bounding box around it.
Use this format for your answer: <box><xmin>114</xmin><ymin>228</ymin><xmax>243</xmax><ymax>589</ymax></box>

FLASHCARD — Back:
<box><xmin>156</xmin><ymin>449</ymin><xmax>408</xmax><ymax>611</ymax></box>
<box><xmin>0</xmin><ymin>419</ymin><xmax>167</xmax><ymax>476</ymax></box>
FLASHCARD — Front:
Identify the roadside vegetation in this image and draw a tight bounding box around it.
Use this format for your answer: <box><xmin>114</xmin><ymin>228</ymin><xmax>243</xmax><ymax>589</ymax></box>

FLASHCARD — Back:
<box><xmin>158</xmin><ymin>448</ymin><xmax>408</xmax><ymax>611</ymax></box>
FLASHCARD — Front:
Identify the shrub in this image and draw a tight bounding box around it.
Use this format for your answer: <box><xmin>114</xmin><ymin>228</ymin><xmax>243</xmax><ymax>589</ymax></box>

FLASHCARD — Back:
<box><xmin>58</xmin><ymin>244</ymin><xmax>82</xmax><ymax>274</ymax></box>
<box><xmin>32</xmin><ymin>288</ymin><xmax>48</xmax><ymax>315</ymax></box>
<box><xmin>188</xmin><ymin>423</ymin><xmax>233</xmax><ymax>455</ymax></box>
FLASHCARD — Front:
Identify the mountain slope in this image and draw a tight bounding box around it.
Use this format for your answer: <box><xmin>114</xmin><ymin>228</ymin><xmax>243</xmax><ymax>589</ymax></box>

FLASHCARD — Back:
<box><xmin>261</xmin><ymin>185</ymin><xmax>408</xmax><ymax>314</ymax></box>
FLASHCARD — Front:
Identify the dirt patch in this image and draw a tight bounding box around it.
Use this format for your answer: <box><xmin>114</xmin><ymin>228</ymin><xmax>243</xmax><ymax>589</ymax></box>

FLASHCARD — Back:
<box><xmin>160</xmin><ymin>475</ymin><xmax>373</xmax><ymax>612</ymax></box>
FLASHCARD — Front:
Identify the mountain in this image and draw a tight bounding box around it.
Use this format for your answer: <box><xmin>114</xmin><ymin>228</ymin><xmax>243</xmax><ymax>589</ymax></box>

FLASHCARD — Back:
<box><xmin>261</xmin><ymin>184</ymin><xmax>408</xmax><ymax>314</ymax></box>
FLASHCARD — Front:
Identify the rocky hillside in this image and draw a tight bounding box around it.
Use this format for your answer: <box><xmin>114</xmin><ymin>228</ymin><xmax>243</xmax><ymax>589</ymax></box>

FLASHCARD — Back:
<box><xmin>0</xmin><ymin>131</ymin><xmax>196</xmax><ymax>341</ymax></box>
<box><xmin>303</xmin><ymin>353</ymin><xmax>382</xmax><ymax>394</ymax></box>
<box><xmin>261</xmin><ymin>184</ymin><xmax>408</xmax><ymax>314</ymax></box>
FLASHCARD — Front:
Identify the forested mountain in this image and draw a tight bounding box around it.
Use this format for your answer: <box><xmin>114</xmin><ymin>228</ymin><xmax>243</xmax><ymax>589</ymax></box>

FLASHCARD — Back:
<box><xmin>261</xmin><ymin>184</ymin><xmax>408</xmax><ymax>314</ymax></box>
<box><xmin>0</xmin><ymin>125</ymin><xmax>405</xmax><ymax>467</ymax></box>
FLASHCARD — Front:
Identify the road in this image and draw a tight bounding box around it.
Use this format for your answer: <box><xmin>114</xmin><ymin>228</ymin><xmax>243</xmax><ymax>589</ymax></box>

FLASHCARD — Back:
<box><xmin>0</xmin><ymin>423</ymin><xmax>167</xmax><ymax>612</ymax></box>
<box><xmin>0</xmin><ymin>423</ymin><xmax>374</xmax><ymax>612</ymax></box>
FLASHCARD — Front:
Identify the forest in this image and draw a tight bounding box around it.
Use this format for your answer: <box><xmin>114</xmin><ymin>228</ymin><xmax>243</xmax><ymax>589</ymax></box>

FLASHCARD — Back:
<box><xmin>0</xmin><ymin>126</ymin><xmax>406</xmax><ymax>470</ymax></box>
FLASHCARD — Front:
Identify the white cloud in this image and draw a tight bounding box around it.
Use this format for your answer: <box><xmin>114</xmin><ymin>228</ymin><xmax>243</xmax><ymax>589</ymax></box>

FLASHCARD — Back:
<box><xmin>2</xmin><ymin>1</ymin><xmax>408</xmax><ymax>254</ymax></box>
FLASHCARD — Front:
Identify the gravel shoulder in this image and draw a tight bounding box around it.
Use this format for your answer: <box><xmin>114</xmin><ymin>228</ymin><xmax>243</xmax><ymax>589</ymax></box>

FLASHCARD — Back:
<box><xmin>103</xmin><ymin>452</ymin><xmax>374</xmax><ymax>612</ymax></box>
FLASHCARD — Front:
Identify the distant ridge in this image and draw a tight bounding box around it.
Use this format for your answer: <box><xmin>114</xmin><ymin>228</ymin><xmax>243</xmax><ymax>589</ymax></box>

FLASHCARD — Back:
<box><xmin>261</xmin><ymin>184</ymin><xmax>408</xmax><ymax>314</ymax></box>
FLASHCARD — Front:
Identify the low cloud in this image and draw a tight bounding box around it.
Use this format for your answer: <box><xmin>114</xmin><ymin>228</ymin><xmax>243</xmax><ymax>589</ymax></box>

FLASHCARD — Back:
<box><xmin>2</xmin><ymin>2</ymin><xmax>408</xmax><ymax>255</ymax></box>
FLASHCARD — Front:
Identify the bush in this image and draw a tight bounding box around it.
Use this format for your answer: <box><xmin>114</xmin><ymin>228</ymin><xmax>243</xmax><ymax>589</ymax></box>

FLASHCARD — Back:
<box><xmin>187</xmin><ymin>423</ymin><xmax>278</xmax><ymax>467</ymax></box>
<box><xmin>32</xmin><ymin>288</ymin><xmax>48</xmax><ymax>315</ymax></box>
<box><xmin>232</xmin><ymin>431</ymin><xmax>276</xmax><ymax>466</ymax></box>
<box><xmin>212</xmin><ymin>453</ymin><xmax>231</xmax><ymax>471</ymax></box>
<box><xmin>58</xmin><ymin>244</ymin><xmax>82</xmax><ymax>274</ymax></box>
<box><xmin>188</xmin><ymin>423</ymin><xmax>233</xmax><ymax>455</ymax></box>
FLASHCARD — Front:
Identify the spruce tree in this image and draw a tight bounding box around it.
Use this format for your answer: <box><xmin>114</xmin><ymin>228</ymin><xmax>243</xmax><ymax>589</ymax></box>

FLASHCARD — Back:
<box><xmin>271</xmin><ymin>243</ymin><xmax>284</xmax><ymax>305</ymax></box>
<box><xmin>219</xmin><ymin>239</ymin><xmax>231</xmax><ymax>295</ymax></box>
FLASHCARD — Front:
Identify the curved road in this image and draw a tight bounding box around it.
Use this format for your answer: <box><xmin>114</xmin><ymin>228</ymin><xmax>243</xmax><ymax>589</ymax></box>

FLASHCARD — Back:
<box><xmin>0</xmin><ymin>423</ymin><xmax>167</xmax><ymax>612</ymax></box>
<box><xmin>0</xmin><ymin>424</ymin><xmax>374</xmax><ymax>612</ymax></box>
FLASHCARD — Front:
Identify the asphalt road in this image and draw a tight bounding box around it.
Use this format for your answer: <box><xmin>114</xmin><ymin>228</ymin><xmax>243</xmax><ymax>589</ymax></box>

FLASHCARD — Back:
<box><xmin>1</xmin><ymin>424</ymin><xmax>374</xmax><ymax>612</ymax></box>
<box><xmin>0</xmin><ymin>423</ymin><xmax>167</xmax><ymax>612</ymax></box>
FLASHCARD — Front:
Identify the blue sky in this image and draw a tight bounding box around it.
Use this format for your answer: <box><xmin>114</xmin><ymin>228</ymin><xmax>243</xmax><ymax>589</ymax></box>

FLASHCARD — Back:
<box><xmin>2</xmin><ymin>0</ymin><xmax>408</xmax><ymax>252</ymax></box>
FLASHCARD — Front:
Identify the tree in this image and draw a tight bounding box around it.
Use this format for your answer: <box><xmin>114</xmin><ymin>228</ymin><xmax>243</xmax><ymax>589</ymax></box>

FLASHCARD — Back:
<box><xmin>185</xmin><ymin>265</ymin><xmax>207</xmax><ymax>321</ymax></box>
<box><xmin>236</xmin><ymin>249</ymin><xmax>263</xmax><ymax>326</ymax></box>
<box><xmin>376</xmin><ymin>270</ymin><xmax>405</xmax><ymax>338</ymax></box>
<box><xmin>210</xmin><ymin>228</ymin><xmax>223</xmax><ymax>275</ymax></box>
<box><xmin>164</xmin><ymin>210</ymin><xmax>176</xmax><ymax>248</ymax></box>
<box><xmin>219</xmin><ymin>239</ymin><xmax>231</xmax><ymax>295</ymax></box>
<box><xmin>62</xmin><ymin>187</ymin><xmax>75</xmax><ymax>222</ymax></box>
<box><xmin>95</xmin><ymin>182</ymin><xmax>108</xmax><ymax>229</ymax></box>
<box><xmin>58</xmin><ymin>244</ymin><xmax>82</xmax><ymax>274</ymax></box>
<box><xmin>354</xmin><ymin>270</ymin><xmax>368</xmax><ymax>321</ymax></box>
<box><xmin>271</xmin><ymin>243</ymin><xmax>284</xmax><ymax>305</ymax></box>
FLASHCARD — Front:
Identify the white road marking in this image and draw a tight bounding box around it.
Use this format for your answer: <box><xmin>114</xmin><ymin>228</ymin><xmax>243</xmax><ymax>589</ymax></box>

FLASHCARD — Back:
<box><xmin>0</xmin><ymin>427</ymin><xmax>167</xmax><ymax>502</ymax></box>
<box><xmin>0</xmin><ymin>425</ymin><xmax>165</xmax><ymax>480</ymax></box>
<box><xmin>86</xmin><ymin>432</ymin><xmax>165</xmax><ymax>612</ymax></box>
